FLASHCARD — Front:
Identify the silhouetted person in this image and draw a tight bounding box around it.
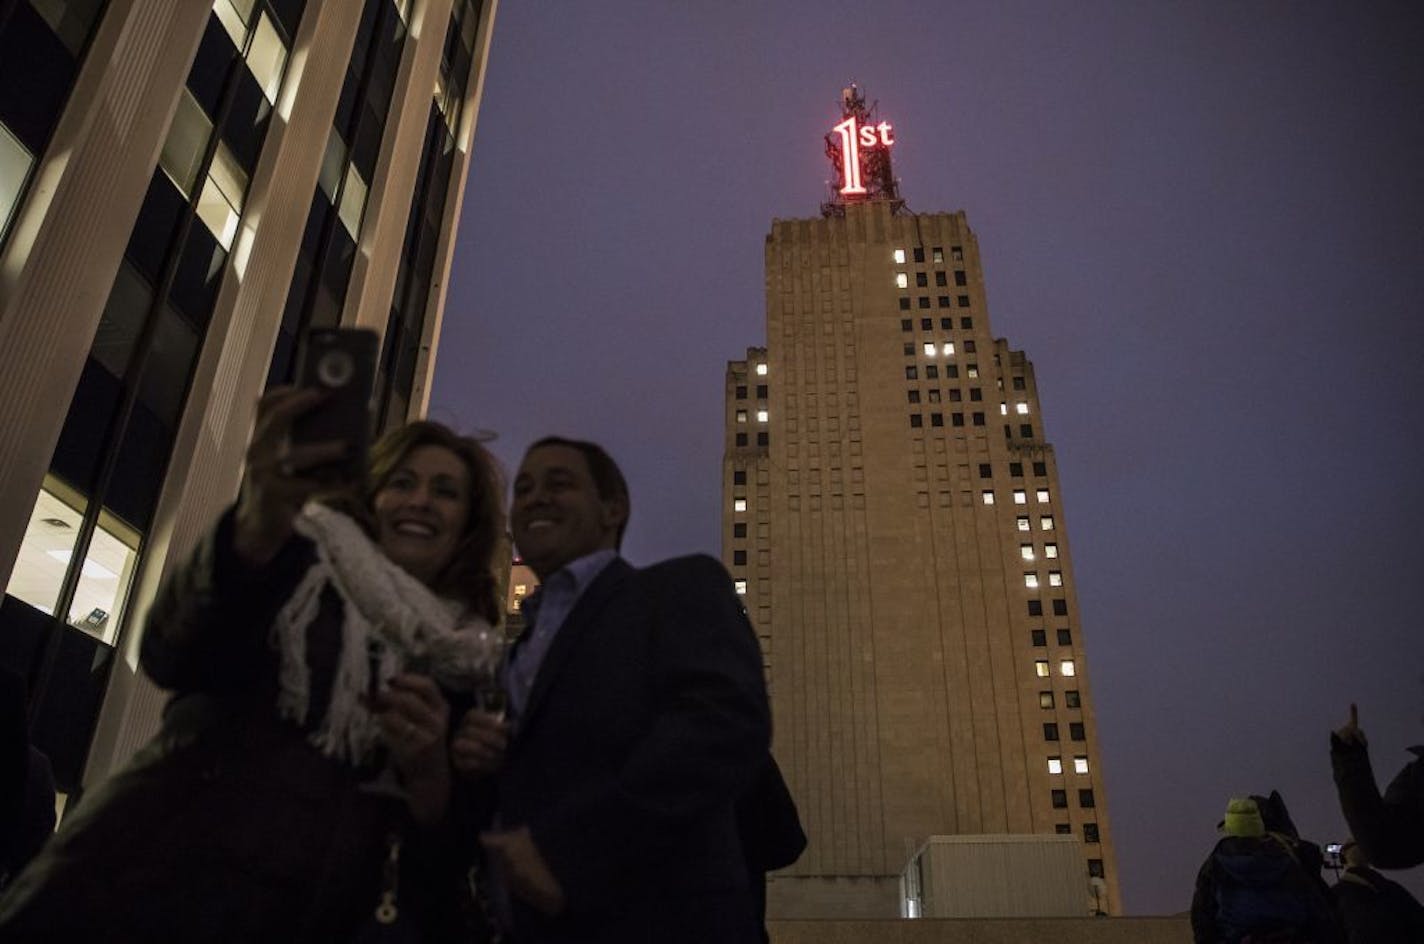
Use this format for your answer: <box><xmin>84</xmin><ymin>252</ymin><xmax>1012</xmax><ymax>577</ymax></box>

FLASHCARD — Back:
<box><xmin>1331</xmin><ymin>840</ymin><xmax>1424</xmax><ymax>944</ymax></box>
<box><xmin>1331</xmin><ymin>703</ymin><xmax>1424</xmax><ymax>869</ymax></box>
<box><xmin>1191</xmin><ymin>796</ymin><xmax>1343</xmax><ymax>944</ymax></box>
<box><xmin>0</xmin><ymin>669</ymin><xmax>54</xmax><ymax>891</ymax></box>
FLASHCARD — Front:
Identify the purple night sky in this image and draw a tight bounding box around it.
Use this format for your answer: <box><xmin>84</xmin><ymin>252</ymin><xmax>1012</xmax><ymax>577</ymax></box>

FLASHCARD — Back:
<box><xmin>429</xmin><ymin>3</ymin><xmax>1424</xmax><ymax>912</ymax></box>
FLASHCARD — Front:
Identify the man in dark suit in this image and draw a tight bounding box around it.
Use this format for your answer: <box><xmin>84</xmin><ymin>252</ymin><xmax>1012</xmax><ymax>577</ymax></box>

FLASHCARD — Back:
<box><xmin>477</xmin><ymin>437</ymin><xmax>771</xmax><ymax>943</ymax></box>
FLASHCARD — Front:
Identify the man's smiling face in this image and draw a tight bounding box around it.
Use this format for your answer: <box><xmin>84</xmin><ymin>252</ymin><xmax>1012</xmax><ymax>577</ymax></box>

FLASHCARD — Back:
<box><xmin>512</xmin><ymin>444</ymin><xmax>625</xmax><ymax>579</ymax></box>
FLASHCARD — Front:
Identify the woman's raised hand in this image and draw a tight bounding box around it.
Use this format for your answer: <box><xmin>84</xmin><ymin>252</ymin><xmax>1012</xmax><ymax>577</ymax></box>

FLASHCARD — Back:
<box><xmin>233</xmin><ymin>387</ymin><xmax>349</xmax><ymax>566</ymax></box>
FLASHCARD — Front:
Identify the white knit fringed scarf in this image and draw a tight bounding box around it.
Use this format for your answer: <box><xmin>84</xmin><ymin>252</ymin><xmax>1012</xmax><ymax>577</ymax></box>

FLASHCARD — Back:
<box><xmin>270</xmin><ymin>502</ymin><xmax>500</xmax><ymax>765</ymax></box>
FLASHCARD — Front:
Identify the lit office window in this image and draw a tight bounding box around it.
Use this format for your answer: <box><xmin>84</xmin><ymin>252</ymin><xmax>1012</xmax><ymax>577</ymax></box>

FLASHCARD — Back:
<box><xmin>893</xmin><ymin>249</ymin><xmax>906</xmax><ymax>264</ymax></box>
<box><xmin>1</xmin><ymin>124</ymin><xmax>33</xmax><ymax>243</ymax></box>
<box><xmin>157</xmin><ymin>91</ymin><xmax>212</xmax><ymax>197</ymax></box>
<box><xmin>1036</xmin><ymin>489</ymin><xmax>1051</xmax><ymax>503</ymax></box>
<box><xmin>4</xmin><ymin>479</ymin><xmax>139</xmax><ymax>645</ymax></box>
<box><xmin>923</xmin><ymin>342</ymin><xmax>936</xmax><ymax>357</ymax></box>
<box><xmin>336</xmin><ymin>163</ymin><xmax>369</xmax><ymax>236</ymax></box>
<box><xmin>1016</xmin><ymin>516</ymin><xmax>1030</xmax><ymax>531</ymax></box>
<box><xmin>736</xmin><ymin>410</ymin><xmax>748</xmax><ymax>423</ymax></box>
<box><xmin>942</xmin><ymin>342</ymin><xmax>954</xmax><ymax>356</ymax></box>
<box><xmin>1073</xmin><ymin>756</ymin><xmax>1090</xmax><ymax>775</ymax></box>
<box><xmin>1016</xmin><ymin>402</ymin><xmax>1030</xmax><ymax>415</ymax></box>
<box><xmin>1047</xmin><ymin>757</ymin><xmax>1063</xmax><ymax>775</ymax></box>
<box><xmin>756</xmin><ymin>410</ymin><xmax>769</xmax><ymax>423</ymax></box>
<box><xmin>1060</xmin><ymin>660</ymin><xmax>1076</xmax><ymax>677</ymax></box>
<box><xmin>1049</xmin><ymin>571</ymin><xmax>1063</xmax><ymax>587</ymax></box>
<box><xmin>1024</xmin><ymin>573</ymin><xmax>1039</xmax><ymax>589</ymax></box>
<box><xmin>733</xmin><ymin>499</ymin><xmax>747</xmax><ymax>512</ymax></box>
<box><xmin>195</xmin><ymin>142</ymin><xmax>248</xmax><ymax>249</ymax></box>
<box><xmin>895</xmin><ymin>273</ymin><xmax>908</xmax><ymax>289</ymax></box>
<box><xmin>755</xmin><ymin>363</ymin><xmax>768</xmax><ymax>376</ymax></box>
<box><xmin>1035</xmin><ymin>660</ymin><xmax>1050</xmax><ymax>678</ymax></box>
<box><xmin>1013</xmin><ymin>490</ymin><xmax>1027</xmax><ymax>505</ymax></box>
<box><xmin>1040</xmin><ymin>516</ymin><xmax>1055</xmax><ymax>531</ymax></box>
<box><xmin>981</xmin><ymin>491</ymin><xmax>995</xmax><ymax>505</ymax></box>
<box><xmin>734</xmin><ymin>579</ymin><xmax>747</xmax><ymax>595</ymax></box>
<box><xmin>214</xmin><ymin>0</ymin><xmax>254</xmax><ymax>46</ymax></box>
<box><xmin>246</xmin><ymin>14</ymin><xmax>289</xmax><ymax>104</ymax></box>
<box><xmin>1020</xmin><ymin>545</ymin><xmax>1035</xmax><ymax>561</ymax></box>
<box><xmin>1045</xmin><ymin>543</ymin><xmax>1059</xmax><ymax>558</ymax></box>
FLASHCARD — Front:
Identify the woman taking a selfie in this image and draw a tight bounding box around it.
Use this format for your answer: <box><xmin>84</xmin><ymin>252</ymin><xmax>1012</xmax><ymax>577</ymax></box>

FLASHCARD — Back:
<box><xmin>0</xmin><ymin>388</ymin><xmax>504</xmax><ymax>941</ymax></box>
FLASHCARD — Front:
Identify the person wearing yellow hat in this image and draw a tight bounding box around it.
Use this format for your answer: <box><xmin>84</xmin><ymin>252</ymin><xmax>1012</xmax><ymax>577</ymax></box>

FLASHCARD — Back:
<box><xmin>1190</xmin><ymin>795</ymin><xmax>1344</xmax><ymax>944</ymax></box>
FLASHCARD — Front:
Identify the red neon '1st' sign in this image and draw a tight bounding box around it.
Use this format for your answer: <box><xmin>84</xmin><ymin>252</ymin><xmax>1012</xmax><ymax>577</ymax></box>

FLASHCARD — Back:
<box><xmin>831</xmin><ymin>118</ymin><xmax>894</xmax><ymax>195</ymax></box>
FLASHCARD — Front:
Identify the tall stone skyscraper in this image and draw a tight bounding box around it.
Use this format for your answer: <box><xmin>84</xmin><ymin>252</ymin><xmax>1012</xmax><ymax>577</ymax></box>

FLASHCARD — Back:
<box><xmin>0</xmin><ymin>0</ymin><xmax>497</xmax><ymax>797</ymax></box>
<box><xmin>723</xmin><ymin>88</ymin><xmax>1119</xmax><ymax>917</ymax></box>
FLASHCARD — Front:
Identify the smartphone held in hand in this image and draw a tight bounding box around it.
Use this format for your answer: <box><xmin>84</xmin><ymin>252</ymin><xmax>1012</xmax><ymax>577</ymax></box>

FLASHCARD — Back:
<box><xmin>291</xmin><ymin>327</ymin><xmax>378</xmax><ymax>479</ymax></box>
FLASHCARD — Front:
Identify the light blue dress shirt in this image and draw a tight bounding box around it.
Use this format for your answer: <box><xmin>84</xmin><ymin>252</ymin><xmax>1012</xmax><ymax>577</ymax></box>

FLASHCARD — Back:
<box><xmin>503</xmin><ymin>548</ymin><xmax>619</xmax><ymax>720</ymax></box>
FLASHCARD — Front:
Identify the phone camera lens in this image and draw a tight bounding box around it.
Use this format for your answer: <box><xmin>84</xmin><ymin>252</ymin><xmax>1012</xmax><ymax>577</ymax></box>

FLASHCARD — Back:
<box><xmin>316</xmin><ymin>350</ymin><xmax>355</xmax><ymax>388</ymax></box>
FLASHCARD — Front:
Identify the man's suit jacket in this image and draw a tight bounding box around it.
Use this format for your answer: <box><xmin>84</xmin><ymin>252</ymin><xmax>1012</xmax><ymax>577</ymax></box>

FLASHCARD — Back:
<box><xmin>498</xmin><ymin>554</ymin><xmax>771</xmax><ymax>944</ymax></box>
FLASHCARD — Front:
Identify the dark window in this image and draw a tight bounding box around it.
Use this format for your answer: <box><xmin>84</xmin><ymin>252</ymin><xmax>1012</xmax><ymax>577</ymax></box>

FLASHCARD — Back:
<box><xmin>930</xmin><ymin>413</ymin><xmax>943</xmax><ymax>427</ymax></box>
<box><xmin>972</xmin><ymin>412</ymin><xmax>985</xmax><ymax>426</ymax></box>
<box><xmin>736</xmin><ymin>385</ymin><xmax>747</xmax><ymax>399</ymax></box>
<box><xmin>925</xmin><ymin>365</ymin><xmax>939</xmax><ymax>379</ymax></box>
<box><xmin>1088</xmin><ymin>859</ymin><xmax>1104</xmax><ymax>878</ymax></box>
<box><xmin>948</xmin><ymin>389</ymin><xmax>962</xmax><ymax>402</ymax></box>
<box><xmin>735</xmin><ymin>433</ymin><xmax>747</xmax><ymax>446</ymax></box>
<box><xmin>1033</xmin><ymin>461</ymin><xmax>1047</xmax><ymax>476</ymax></box>
<box><xmin>945</xmin><ymin>365</ymin><xmax>959</xmax><ymax>379</ymax></box>
<box><xmin>907</xmin><ymin>390</ymin><xmax>920</xmax><ymax>404</ymax></box>
<box><xmin>960</xmin><ymin>316</ymin><xmax>973</xmax><ymax>328</ymax></box>
<box><xmin>905</xmin><ymin>366</ymin><xmax>918</xmax><ymax>380</ymax></box>
<box><xmin>957</xmin><ymin>296</ymin><xmax>970</xmax><ymax>308</ymax></box>
<box><xmin>1013</xmin><ymin>376</ymin><xmax>1027</xmax><ymax>390</ymax></box>
<box><xmin>733</xmin><ymin>523</ymin><xmax>746</xmax><ymax>538</ymax></box>
<box><xmin>927</xmin><ymin>389</ymin><xmax>940</xmax><ymax>403</ymax></box>
<box><xmin>756</xmin><ymin>432</ymin><xmax>768</xmax><ymax>446</ymax></box>
<box><xmin>932</xmin><ymin>271</ymin><xmax>945</xmax><ymax>287</ymax></box>
<box><xmin>951</xmin><ymin>412</ymin><xmax>964</xmax><ymax>427</ymax></box>
<box><xmin>733</xmin><ymin>470</ymin><xmax>746</xmax><ymax>485</ymax></box>
<box><xmin>899</xmin><ymin>297</ymin><xmax>910</xmax><ymax>310</ymax></box>
<box><xmin>1070</xmin><ymin>722</ymin><xmax>1086</xmax><ymax>741</ymax></box>
<box><xmin>937</xmin><ymin>296</ymin><xmax>951</xmax><ymax>308</ymax></box>
<box><xmin>970</xmin><ymin>388</ymin><xmax>983</xmax><ymax>402</ymax></box>
<box><xmin>1084</xmin><ymin>824</ymin><xmax>1100</xmax><ymax>844</ymax></box>
<box><xmin>920</xmin><ymin>318</ymin><xmax>932</xmax><ymax>330</ymax></box>
<box><xmin>1057</xmin><ymin>629</ymin><xmax>1072</xmax><ymax>645</ymax></box>
<box><xmin>954</xmin><ymin>270</ymin><xmax>968</xmax><ymax>286</ymax></box>
<box><xmin>1044</xmin><ymin>723</ymin><xmax>1060</xmax><ymax>741</ymax></box>
<box><xmin>900</xmin><ymin>318</ymin><xmax>912</xmax><ymax>331</ymax></box>
<box><xmin>1079</xmin><ymin>789</ymin><xmax>1095</xmax><ymax>808</ymax></box>
<box><xmin>1052</xmin><ymin>599</ymin><xmax>1068</xmax><ymax>616</ymax></box>
<box><xmin>903</xmin><ymin>342</ymin><xmax>915</xmax><ymax>356</ymax></box>
<box><xmin>1051</xmin><ymin>789</ymin><xmax>1068</xmax><ymax>809</ymax></box>
<box><xmin>978</xmin><ymin>463</ymin><xmax>992</xmax><ymax>478</ymax></box>
<box><xmin>1065</xmin><ymin>690</ymin><xmax>1081</xmax><ymax>709</ymax></box>
<box><xmin>756</xmin><ymin>385</ymin><xmax>768</xmax><ymax>398</ymax></box>
<box><xmin>915</xmin><ymin>272</ymin><xmax>927</xmax><ymax>287</ymax></box>
<box><xmin>1031</xmin><ymin>629</ymin><xmax>1047</xmax><ymax>647</ymax></box>
<box><xmin>733</xmin><ymin>550</ymin><xmax>747</xmax><ymax>566</ymax></box>
<box><xmin>909</xmin><ymin>414</ymin><xmax>922</xmax><ymax>428</ymax></box>
<box><xmin>1028</xmin><ymin>600</ymin><xmax>1043</xmax><ymax>617</ymax></box>
<box><xmin>940</xmin><ymin>317</ymin><xmax>952</xmax><ymax>329</ymax></box>
<box><xmin>951</xmin><ymin>246</ymin><xmax>963</xmax><ymax>261</ymax></box>
<box><xmin>1009</xmin><ymin>462</ymin><xmax>1024</xmax><ymax>477</ymax></box>
<box><xmin>1055</xmin><ymin>824</ymin><xmax>1072</xmax><ymax>835</ymax></box>
<box><xmin>1021</xmin><ymin>424</ymin><xmax>1034</xmax><ymax>438</ymax></box>
<box><xmin>1039</xmin><ymin>691</ymin><xmax>1054</xmax><ymax>708</ymax></box>
<box><xmin>913</xmin><ymin>247</ymin><xmax>925</xmax><ymax>263</ymax></box>
<box><xmin>917</xmin><ymin>296</ymin><xmax>930</xmax><ymax>309</ymax></box>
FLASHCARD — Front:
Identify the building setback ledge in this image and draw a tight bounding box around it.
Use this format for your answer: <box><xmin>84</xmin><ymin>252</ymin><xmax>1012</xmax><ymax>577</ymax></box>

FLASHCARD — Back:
<box><xmin>768</xmin><ymin>916</ymin><xmax>1191</xmax><ymax>944</ymax></box>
